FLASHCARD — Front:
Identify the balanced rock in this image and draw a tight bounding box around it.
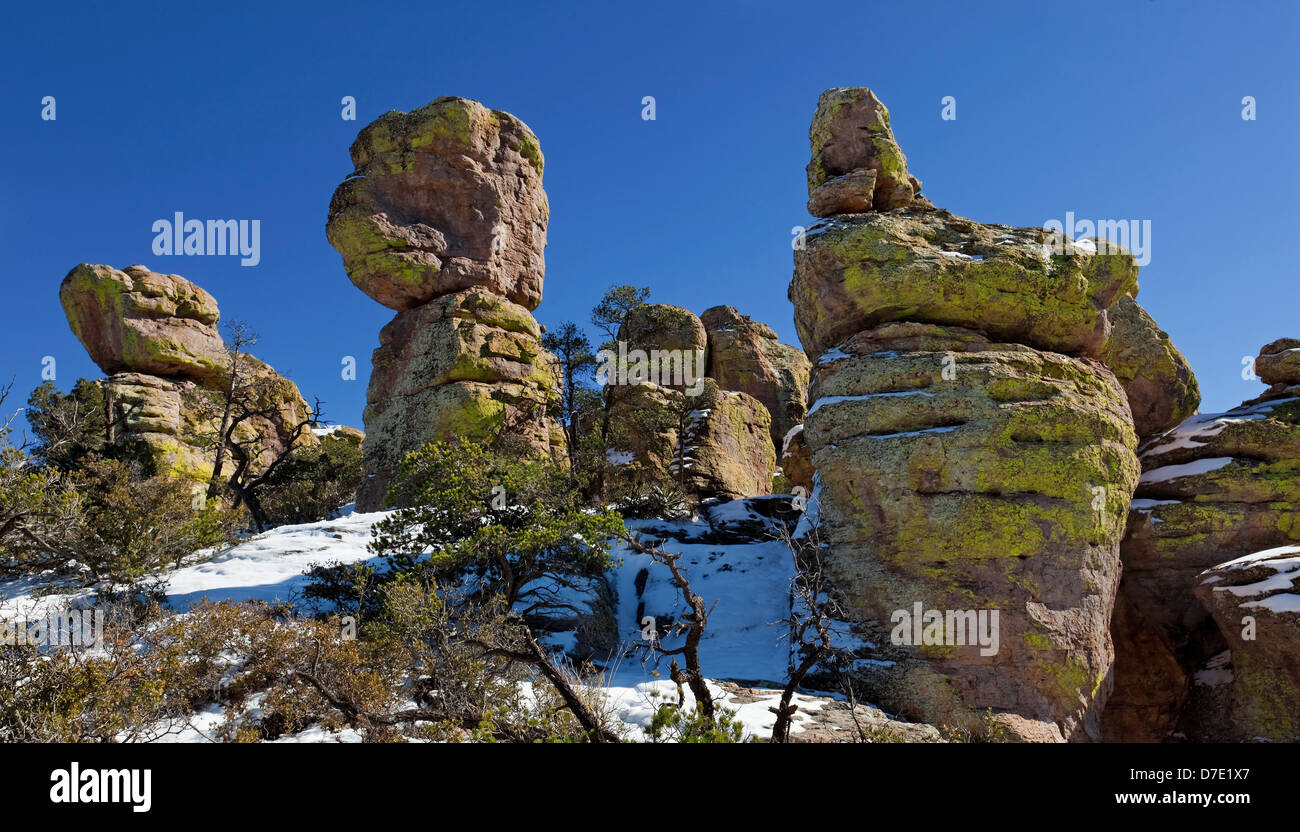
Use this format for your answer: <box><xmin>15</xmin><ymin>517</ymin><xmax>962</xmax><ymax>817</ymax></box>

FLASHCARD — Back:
<box><xmin>1255</xmin><ymin>338</ymin><xmax>1300</xmax><ymax>388</ymax></box>
<box><xmin>700</xmin><ymin>305</ymin><xmax>809</xmax><ymax>451</ymax></box>
<box><xmin>806</xmin><ymin>87</ymin><xmax>920</xmax><ymax>214</ymax></box>
<box><xmin>1097</xmin><ymin>294</ymin><xmax>1200</xmax><ymax>438</ymax></box>
<box><xmin>61</xmin><ymin>265</ymin><xmax>316</xmax><ymax>481</ymax></box>
<box><xmin>790</xmin><ymin>89</ymin><xmax>1144</xmax><ymax>741</ymax></box>
<box><xmin>1191</xmin><ymin>547</ymin><xmax>1300</xmax><ymax>741</ymax></box>
<box><xmin>327</xmin><ymin>97</ymin><xmax>548</xmax><ymax>311</ymax></box>
<box><xmin>1108</xmin><ymin>365</ymin><xmax>1300</xmax><ymax>739</ymax></box>
<box><xmin>60</xmin><ymin>264</ymin><xmax>226</xmax><ymax>382</ymax></box>
<box><xmin>356</xmin><ymin>287</ymin><xmax>564</xmax><ymax>510</ymax></box>
<box><xmin>790</xmin><ymin>210</ymin><xmax>1138</xmax><ymax>360</ymax></box>
<box><xmin>803</xmin><ymin>322</ymin><xmax>1139</xmax><ymax>740</ymax></box>
<box><xmin>603</xmin><ymin>378</ymin><xmax>774</xmax><ymax>501</ymax></box>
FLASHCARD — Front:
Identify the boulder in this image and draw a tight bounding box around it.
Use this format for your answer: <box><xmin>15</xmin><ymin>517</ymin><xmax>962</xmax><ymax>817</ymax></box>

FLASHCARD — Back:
<box><xmin>789</xmin><ymin>210</ymin><xmax>1138</xmax><ymax>361</ymax></box>
<box><xmin>60</xmin><ymin>264</ymin><xmax>226</xmax><ymax>382</ymax></box>
<box><xmin>1107</xmin><ymin>373</ymin><xmax>1300</xmax><ymax>739</ymax></box>
<box><xmin>60</xmin><ymin>265</ymin><xmax>316</xmax><ymax>483</ymax></box>
<box><xmin>1097</xmin><ymin>294</ymin><xmax>1200</xmax><ymax>438</ymax></box>
<box><xmin>326</xmin><ymin>97</ymin><xmax>548</xmax><ymax>311</ymax></box>
<box><xmin>602</xmin><ymin>379</ymin><xmax>774</xmax><ymax>501</ymax></box>
<box><xmin>617</xmin><ymin>303</ymin><xmax>707</xmax><ymax>354</ymax></box>
<box><xmin>356</xmin><ymin>288</ymin><xmax>563</xmax><ymax>510</ymax></box>
<box><xmin>806</xmin><ymin>87</ymin><xmax>919</xmax><ymax>213</ymax></box>
<box><xmin>1255</xmin><ymin>338</ymin><xmax>1300</xmax><ymax>388</ymax></box>
<box><xmin>1193</xmin><ymin>547</ymin><xmax>1300</xmax><ymax>741</ymax></box>
<box><xmin>803</xmin><ymin>323</ymin><xmax>1139</xmax><ymax>740</ymax></box>
<box><xmin>700</xmin><ymin>305</ymin><xmax>810</xmax><ymax>450</ymax></box>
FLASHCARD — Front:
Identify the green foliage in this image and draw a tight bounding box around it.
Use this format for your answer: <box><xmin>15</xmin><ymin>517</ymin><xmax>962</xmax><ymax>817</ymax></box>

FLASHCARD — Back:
<box><xmin>591</xmin><ymin>284</ymin><xmax>650</xmax><ymax>346</ymax></box>
<box><xmin>370</xmin><ymin>438</ymin><xmax>624</xmax><ymax>610</ymax></box>
<box><xmin>259</xmin><ymin>432</ymin><xmax>363</xmax><ymax>526</ymax></box>
<box><xmin>647</xmin><ymin>703</ymin><xmax>749</xmax><ymax>743</ymax></box>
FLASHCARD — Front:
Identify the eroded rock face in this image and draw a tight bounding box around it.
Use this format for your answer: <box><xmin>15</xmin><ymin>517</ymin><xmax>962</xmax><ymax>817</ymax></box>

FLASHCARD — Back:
<box><xmin>356</xmin><ymin>288</ymin><xmax>563</xmax><ymax>510</ymax></box>
<box><xmin>1108</xmin><ymin>370</ymin><xmax>1300</xmax><ymax>740</ymax></box>
<box><xmin>61</xmin><ymin>265</ymin><xmax>316</xmax><ymax>482</ymax></box>
<box><xmin>60</xmin><ymin>264</ymin><xmax>226</xmax><ymax>382</ymax></box>
<box><xmin>701</xmin><ymin>305</ymin><xmax>809</xmax><ymax>451</ymax></box>
<box><xmin>790</xmin><ymin>210</ymin><xmax>1138</xmax><ymax>361</ymax></box>
<box><xmin>602</xmin><ymin>379</ymin><xmax>774</xmax><ymax>501</ymax></box>
<box><xmin>806</xmin><ymin>87</ymin><xmax>920</xmax><ymax>214</ymax></box>
<box><xmin>804</xmin><ymin>323</ymin><xmax>1139</xmax><ymax>740</ymax></box>
<box><xmin>1098</xmin><ymin>294</ymin><xmax>1200</xmax><ymax>438</ymax></box>
<box><xmin>326</xmin><ymin>97</ymin><xmax>548</xmax><ymax>312</ymax></box>
<box><xmin>330</xmin><ymin>98</ymin><xmax>567</xmax><ymax>510</ymax></box>
<box><xmin>1255</xmin><ymin>338</ymin><xmax>1300</xmax><ymax>388</ymax></box>
<box><xmin>790</xmin><ymin>88</ymin><xmax>1143</xmax><ymax>741</ymax></box>
<box><xmin>1193</xmin><ymin>547</ymin><xmax>1300</xmax><ymax>741</ymax></box>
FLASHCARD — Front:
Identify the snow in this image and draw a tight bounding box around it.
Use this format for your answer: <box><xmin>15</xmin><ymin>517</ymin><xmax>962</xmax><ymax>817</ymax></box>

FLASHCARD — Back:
<box><xmin>806</xmin><ymin>390</ymin><xmax>934</xmax><ymax>417</ymax></box>
<box><xmin>0</xmin><ymin>497</ymin><xmax>906</xmax><ymax>742</ymax></box>
<box><xmin>780</xmin><ymin>424</ymin><xmax>804</xmax><ymax>455</ymax></box>
<box><xmin>164</xmin><ymin>510</ymin><xmax>386</xmax><ymax>609</ymax></box>
<box><xmin>1193</xmin><ymin>651</ymin><xmax>1234</xmax><ymax>687</ymax></box>
<box><xmin>1130</xmin><ymin>498</ymin><xmax>1181</xmax><ymax>511</ymax></box>
<box><xmin>1200</xmin><ymin>545</ymin><xmax>1300</xmax><ymax>616</ymax></box>
<box><xmin>817</xmin><ymin>346</ymin><xmax>853</xmax><ymax>365</ymax></box>
<box><xmin>605</xmin><ymin>449</ymin><xmax>634</xmax><ymax>466</ymax></box>
<box><xmin>1138</xmin><ymin>457</ymin><xmax>1234</xmax><ymax>484</ymax></box>
<box><xmin>1140</xmin><ymin>399</ymin><xmax>1295</xmax><ymax>458</ymax></box>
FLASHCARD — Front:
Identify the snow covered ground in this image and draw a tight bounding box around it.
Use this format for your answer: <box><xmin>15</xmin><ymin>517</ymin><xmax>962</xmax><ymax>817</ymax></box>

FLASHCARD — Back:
<box><xmin>1</xmin><ymin>497</ymin><xmax>887</xmax><ymax>741</ymax></box>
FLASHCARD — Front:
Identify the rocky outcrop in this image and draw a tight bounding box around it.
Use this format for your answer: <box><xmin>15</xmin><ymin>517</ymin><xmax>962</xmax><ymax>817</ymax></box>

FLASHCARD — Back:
<box><xmin>701</xmin><ymin>305</ymin><xmax>810</xmax><ymax>451</ymax></box>
<box><xmin>598</xmin><ymin>304</ymin><xmax>801</xmax><ymax>500</ymax></box>
<box><xmin>61</xmin><ymin>264</ymin><xmax>226</xmax><ymax>382</ymax></box>
<box><xmin>326</xmin><ymin>97</ymin><xmax>548</xmax><ymax>312</ymax></box>
<box><xmin>603</xmin><ymin>379</ymin><xmax>774</xmax><ymax>501</ymax></box>
<box><xmin>1255</xmin><ymin>338</ymin><xmax>1300</xmax><ymax>389</ymax></box>
<box><xmin>1097</xmin><ymin>294</ymin><xmax>1200</xmax><ymax>439</ymax></box>
<box><xmin>329</xmin><ymin>98</ymin><xmax>564</xmax><ymax>511</ymax></box>
<box><xmin>1107</xmin><ymin>360</ymin><xmax>1300</xmax><ymax>740</ymax></box>
<box><xmin>1191</xmin><ymin>547</ymin><xmax>1300</xmax><ymax>741</ymax></box>
<box><xmin>60</xmin><ymin>265</ymin><xmax>315</xmax><ymax>481</ymax></box>
<box><xmin>790</xmin><ymin>88</ymin><xmax>1142</xmax><ymax>741</ymax></box>
<box><xmin>356</xmin><ymin>288</ymin><xmax>564</xmax><ymax>508</ymax></box>
<box><xmin>806</xmin><ymin>87</ymin><xmax>921</xmax><ymax>214</ymax></box>
<box><xmin>791</xmin><ymin>211</ymin><xmax>1136</xmax><ymax>362</ymax></box>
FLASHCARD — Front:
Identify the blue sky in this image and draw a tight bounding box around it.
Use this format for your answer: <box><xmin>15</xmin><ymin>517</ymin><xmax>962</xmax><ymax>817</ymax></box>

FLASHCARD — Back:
<box><xmin>2</xmin><ymin>0</ymin><xmax>1296</xmax><ymax>430</ymax></box>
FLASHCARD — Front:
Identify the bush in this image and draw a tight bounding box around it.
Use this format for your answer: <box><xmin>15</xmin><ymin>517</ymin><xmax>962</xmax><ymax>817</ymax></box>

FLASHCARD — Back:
<box><xmin>259</xmin><ymin>431</ymin><xmax>363</xmax><ymax>526</ymax></box>
<box><xmin>370</xmin><ymin>438</ymin><xmax>625</xmax><ymax>612</ymax></box>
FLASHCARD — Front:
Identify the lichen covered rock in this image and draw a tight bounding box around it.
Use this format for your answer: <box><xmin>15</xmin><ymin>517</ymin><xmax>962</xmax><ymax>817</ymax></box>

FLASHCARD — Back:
<box><xmin>1097</xmin><ymin>294</ymin><xmax>1200</xmax><ymax>438</ymax></box>
<box><xmin>1108</xmin><ymin>371</ymin><xmax>1300</xmax><ymax>739</ymax></box>
<box><xmin>803</xmin><ymin>323</ymin><xmax>1139</xmax><ymax>740</ymax></box>
<box><xmin>806</xmin><ymin>87</ymin><xmax>919</xmax><ymax>214</ymax></box>
<box><xmin>356</xmin><ymin>288</ymin><xmax>563</xmax><ymax>510</ymax></box>
<box><xmin>790</xmin><ymin>210</ymin><xmax>1138</xmax><ymax>360</ymax></box>
<box><xmin>1255</xmin><ymin>338</ymin><xmax>1300</xmax><ymax>388</ymax></box>
<box><xmin>700</xmin><ymin>305</ymin><xmax>809</xmax><ymax>451</ymax></box>
<box><xmin>1193</xmin><ymin>547</ymin><xmax>1300</xmax><ymax>741</ymax></box>
<box><xmin>602</xmin><ymin>379</ymin><xmax>774</xmax><ymax>501</ymax></box>
<box><xmin>60</xmin><ymin>264</ymin><xmax>226</xmax><ymax>382</ymax></box>
<box><xmin>326</xmin><ymin>97</ymin><xmax>548</xmax><ymax>311</ymax></box>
